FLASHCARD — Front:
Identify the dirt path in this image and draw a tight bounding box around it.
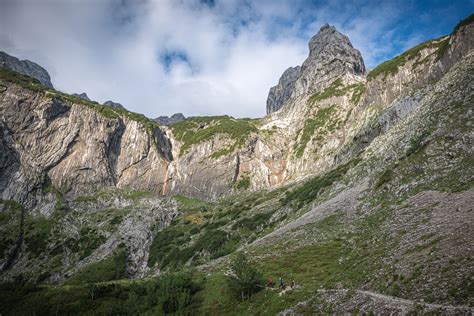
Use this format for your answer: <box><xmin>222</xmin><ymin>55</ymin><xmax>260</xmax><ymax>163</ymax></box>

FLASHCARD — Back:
<box><xmin>317</xmin><ymin>289</ymin><xmax>474</xmax><ymax>314</ymax></box>
<box><xmin>280</xmin><ymin>289</ymin><xmax>473</xmax><ymax>315</ymax></box>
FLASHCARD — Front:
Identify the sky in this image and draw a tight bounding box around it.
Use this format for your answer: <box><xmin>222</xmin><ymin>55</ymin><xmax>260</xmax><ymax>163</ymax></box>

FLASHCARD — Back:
<box><xmin>0</xmin><ymin>0</ymin><xmax>472</xmax><ymax>118</ymax></box>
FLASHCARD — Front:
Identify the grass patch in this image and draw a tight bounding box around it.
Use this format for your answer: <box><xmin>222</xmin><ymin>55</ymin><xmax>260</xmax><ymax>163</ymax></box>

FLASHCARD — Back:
<box><xmin>308</xmin><ymin>79</ymin><xmax>361</xmax><ymax>104</ymax></box>
<box><xmin>452</xmin><ymin>13</ymin><xmax>474</xmax><ymax>34</ymax></box>
<box><xmin>66</xmin><ymin>244</ymin><xmax>128</xmax><ymax>285</ymax></box>
<box><xmin>1</xmin><ymin>271</ymin><xmax>201</xmax><ymax>315</ymax></box>
<box><xmin>281</xmin><ymin>157</ymin><xmax>361</xmax><ymax>208</ymax></box>
<box><xmin>234</xmin><ymin>174</ymin><xmax>251</xmax><ymax>190</ymax></box>
<box><xmin>375</xmin><ymin>169</ymin><xmax>394</xmax><ymax>188</ymax></box>
<box><xmin>171</xmin><ymin>116</ymin><xmax>258</xmax><ymax>156</ymax></box>
<box><xmin>294</xmin><ymin>105</ymin><xmax>340</xmax><ymax>158</ymax></box>
<box><xmin>367</xmin><ymin>36</ymin><xmax>450</xmax><ymax>81</ymax></box>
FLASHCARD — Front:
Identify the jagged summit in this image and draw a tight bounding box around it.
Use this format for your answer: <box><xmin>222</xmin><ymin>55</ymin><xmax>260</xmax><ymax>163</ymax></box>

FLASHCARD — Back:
<box><xmin>306</xmin><ymin>23</ymin><xmax>365</xmax><ymax>75</ymax></box>
<box><xmin>266</xmin><ymin>24</ymin><xmax>366</xmax><ymax>114</ymax></box>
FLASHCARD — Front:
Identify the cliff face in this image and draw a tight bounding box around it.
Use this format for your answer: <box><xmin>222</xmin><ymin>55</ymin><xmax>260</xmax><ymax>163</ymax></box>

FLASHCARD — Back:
<box><xmin>1</xmin><ymin>19</ymin><xmax>473</xmax><ymax>205</ymax></box>
<box><xmin>0</xmin><ymin>83</ymin><xmax>172</xmax><ymax>209</ymax></box>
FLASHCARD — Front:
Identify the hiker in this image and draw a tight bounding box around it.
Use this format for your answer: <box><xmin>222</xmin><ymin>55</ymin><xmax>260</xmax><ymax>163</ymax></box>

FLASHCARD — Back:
<box><xmin>268</xmin><ymin>277</ymin><xmax>274</xmax><ymax>288</ymax></box>
<box><xmin>279</xmin><ymin>277</ymin><xmax>285</xmax><ymax>289</ymax></box>
<box><xmin>290</xmin><ymin>279</ymin><xmax>295</xmax><ymax>289</ymax></box>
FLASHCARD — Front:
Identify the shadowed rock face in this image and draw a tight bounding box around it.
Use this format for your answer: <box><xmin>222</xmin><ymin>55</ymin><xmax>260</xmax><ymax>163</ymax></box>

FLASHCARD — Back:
<box><xmin>0</xmin><ymin>51</ymin><xmax>53</xmax><ymax>88</ymax></box>
<box><xmin>266</xmin><ymin>24</ymin><xmax>366</xmax><ymax>114</ymax></box>
<box><xmin>266</xmin><ymin>66</ymin><xmax>301</xmax><ymax>114</ymax></box>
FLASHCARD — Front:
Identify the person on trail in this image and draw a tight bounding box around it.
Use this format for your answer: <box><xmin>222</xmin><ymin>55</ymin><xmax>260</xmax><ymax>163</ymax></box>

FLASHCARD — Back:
<box><xmin>268</xmin><ymin>277</ymin><xmax>274</xmax><ymax>288</ymax></box>
<box><xmin>279</xmin><ymin>277</ymin><xmax>285</xmax><ymax>289</ymax></box>
<box><xmin>291</xmin><ymin>279</ymin><xmax>295</xmax><ymax>289</ymax></box>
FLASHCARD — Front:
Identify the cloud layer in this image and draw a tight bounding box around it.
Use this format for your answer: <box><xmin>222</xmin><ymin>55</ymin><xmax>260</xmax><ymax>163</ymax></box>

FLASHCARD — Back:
<box><xmin>0</xmin><ymin>0</ymin><xmax>471</xmax><ymax>118</ymax></box>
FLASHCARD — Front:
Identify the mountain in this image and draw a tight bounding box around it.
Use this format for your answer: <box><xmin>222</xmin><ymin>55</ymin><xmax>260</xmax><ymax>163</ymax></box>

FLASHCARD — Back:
<box><xmin>0</xmin><ymin>51</ymin><xmax>53</xmax><ymax>88</ymax></box>
<box><xmin>266</xmin><ymin>23</ymin><xmax>365</xmax><ymax>114</ymax></box>
<box><xmin>0</xmin><ymin>14</ymin><xmax>473</xmax><ymax>315</ymax></box>
<box><xmin>103</xmin><ymin>100</ymin><xmax>126</xmax><ymax>110</ymax></box>
<box><xmin>154</xmin><ymin>112</ymin><xmax>186</xmax><ymax>125</ymax></box>
<box><xmin>71</xmin><ymin>92</ymin><xmax>90</xmax><ymax>101</ymax></box>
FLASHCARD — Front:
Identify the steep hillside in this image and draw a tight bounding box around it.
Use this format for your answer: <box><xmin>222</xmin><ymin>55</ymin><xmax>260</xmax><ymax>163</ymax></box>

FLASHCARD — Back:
<box><xmin>0</xmin><ymin>14</ymin><xmax>473</xmax><ymax>315</ymax></box>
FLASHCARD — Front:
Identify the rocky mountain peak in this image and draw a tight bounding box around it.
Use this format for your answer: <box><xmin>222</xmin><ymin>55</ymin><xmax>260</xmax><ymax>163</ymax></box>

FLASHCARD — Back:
<box><xmin>0</xmin><ymin>51</ymin><xmax>53</xmax><ymax>88</ymax></box>
<box><xmin>266</xmin><ymin>24</ymin><xmax>366</xmax><ymax>114</ymax></box>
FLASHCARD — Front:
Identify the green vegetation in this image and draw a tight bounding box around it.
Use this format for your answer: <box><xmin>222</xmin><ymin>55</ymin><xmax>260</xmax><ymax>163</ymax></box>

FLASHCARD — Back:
<box><xmin>226</xmin><ymin>253</ymin><xmax>265</xmax><ymax>301</ymax></box>
<box><xmin>234</xmin><ymin>174</ymin><xmax>251</xmax><ymax>190</ymax></box>
<box><xmin>452</xmin><ymin>13</ymin><xmax>474</xmax><ymax>34</ymax></box>
<box><xmin>66</xmin><ymin>245</ymin><xmax>127</xmax><ymax>285</ymax></box>
<box><xmin>367</xmin><ymin>36</ymin><xmax>450</xmax><ymax>81</ymax></box>
<box><xmin>375</xmin><ymin>169</ymin><xmax>394</xmax><ymax>188</ymax></box>
<box><xmin>0</xmin><ymin>67</ymin><xmax>162</xmax><ymax>136</ymax></box>
<box><xmin>171</xmin><ymin>116</ymin><xmax>258</xmax><ymax>156</ymax></box>
<box><xmin>308</xmin><ymin>79</ymin><xmax>361</xmax><ymax>104</ymax></box>
<box><xmin>24</xmin><ymin>215</ymin><xmax>56</xmax><ymax>257</ymax></box>
<box><xmin>294</xmin><ymin>105</ymin><xmax>341</xmax><ymax>158</ymax></box>
<box><xmin>0</xmin><ymin>67</ymin><xmax>50</xmax><ymax>92</ymax></box>
<box><xmin>351</xmin><ymin>83</ymin><xmax>366</xmax><ymax>104</ymax></box>
<box><xmin>1</xmin><ymin>271</ymin><xmax>201</xmax><ymax>315</ymax></box>
<box><xmin>281</xmin><ymin>157</ymin><xmax>361</xmax><ymax>209</ymax></box>
<box><xmin>147</xmin><ymin>190</ymin><xmax>282</xmax><ymax>271</ymax></box>
<box><xmin>0</xmin><ymin>200</ymin><xmax>23</xmax><ymax>262</ymax></box>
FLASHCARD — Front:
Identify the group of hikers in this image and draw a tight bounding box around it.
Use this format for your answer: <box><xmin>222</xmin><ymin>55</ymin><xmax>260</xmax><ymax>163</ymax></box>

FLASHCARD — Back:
<box><xmin>267</xmin><ymin>276</ymin><xmax>296</xmax><ymax>290</ymax></box>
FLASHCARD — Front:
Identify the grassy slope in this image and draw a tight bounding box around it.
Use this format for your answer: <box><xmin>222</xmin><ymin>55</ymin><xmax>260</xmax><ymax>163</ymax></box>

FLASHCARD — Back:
<box><xmin>170</xmin><ymin>116</ymin><xmax>259</xmax><ymax>157</ymax></box>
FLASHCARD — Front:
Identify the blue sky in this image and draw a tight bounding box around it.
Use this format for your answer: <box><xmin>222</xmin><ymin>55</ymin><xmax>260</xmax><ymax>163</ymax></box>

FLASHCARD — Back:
<box><xmin>0</xmin><ymin>0</ymin><xmax>472</xmax><ymax>118</ymax></box>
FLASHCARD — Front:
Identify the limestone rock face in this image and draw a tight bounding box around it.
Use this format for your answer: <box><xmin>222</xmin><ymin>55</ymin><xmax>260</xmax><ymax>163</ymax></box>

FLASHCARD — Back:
<box><xmin>0</xmin><ymin>84</ymin><xmax>172</xmax><ymax>208</ymax></box>
<box><xmin>296</xmin><ymin>24</ymin><xmax>366</xmax><ymax>95</ymax></box>
<box><xmin>266</xmin><ymin>24</ymin><xmax>366</xmax><ymax>114</ymax></box>
<box><xmin>154</xmin><ymin>113</ymin><xmax>186</xmax><ymax>126</ymax></box>
<box><xmin>0</xmin><ymin>51</ymin><xmax>53</xmax><ymax>88</ymax></box>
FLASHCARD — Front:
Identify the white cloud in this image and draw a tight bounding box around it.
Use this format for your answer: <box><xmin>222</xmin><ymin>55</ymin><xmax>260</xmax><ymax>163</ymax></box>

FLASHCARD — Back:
<box><xmin>0</xmin><ymin>0</ymin><xmax>463</xmax><ymax>118</ymax></box>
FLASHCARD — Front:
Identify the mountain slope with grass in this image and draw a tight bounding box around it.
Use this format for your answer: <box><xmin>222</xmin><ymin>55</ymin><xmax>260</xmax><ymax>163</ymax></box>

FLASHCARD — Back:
<box><xmin>0</xmin><ymin>14</ymin><xmax>473</xmax><ymax>315</ymax></box>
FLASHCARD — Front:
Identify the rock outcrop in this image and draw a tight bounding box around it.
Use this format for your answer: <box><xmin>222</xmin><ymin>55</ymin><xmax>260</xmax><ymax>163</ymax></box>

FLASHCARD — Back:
<box><xmin>72</xmin><ymin>92</ymin><xmax>90</xmax><ymax>101</ymax></box>
<box><xmin>0</xmin><ymin>51</ymin><xmax>53</xmax><ymax>88</ymax></box>
<box><xmin>104</xmin><ymin>100</ymin><xmax>126</xmax><ymax>110</ymax></box>
<box><xmin>154</xmin><ymin>113</ymin><xmax>186</xmax><ymax>125</ymax></box>
<box><xmin>266</xmin><ymin>24</ymin><xmax>366</xmax><ymax>114</ymax></box>
<box><xmin>266</xmin><ymin>66</ymin><xmax>301</xmax><ymax>114</ymax></box>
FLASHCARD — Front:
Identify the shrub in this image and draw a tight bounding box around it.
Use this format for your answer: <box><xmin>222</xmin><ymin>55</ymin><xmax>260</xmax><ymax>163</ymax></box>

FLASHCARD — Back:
<box><xmin>66</xmin><ymin>245</ymin><xmax>127</xmax><ymax>284</ymax></box>
<box><xmin>376</xmin><ymin>169</ymin><xmax>394</xmax><ymax>188</ymax></box>
<box><xmin>234</xmin><ymin>174</ymin><xmax>251</xmax><ymax>190</ymax></box>
<box><xmin>155</xmin><ymin>271</ymin><xmax>201</xmax><ymax>314</ymax></box>
<box><xmin>226</xmin><ymin>253</ymin><xmax>264</xmax><ymax>301</ymax></box>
